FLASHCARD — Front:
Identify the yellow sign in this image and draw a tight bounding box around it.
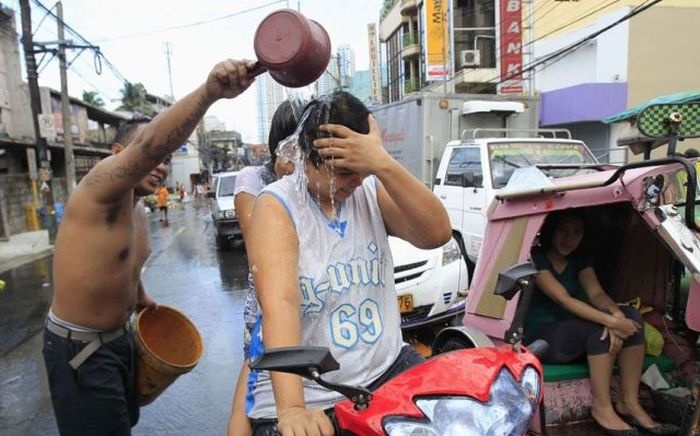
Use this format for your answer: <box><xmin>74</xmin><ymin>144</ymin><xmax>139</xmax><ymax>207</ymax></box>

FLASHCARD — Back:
<box><xmin>425</xmin><ymin>0</ymin><xmax>448</xmax><ymax>81</ymax></box>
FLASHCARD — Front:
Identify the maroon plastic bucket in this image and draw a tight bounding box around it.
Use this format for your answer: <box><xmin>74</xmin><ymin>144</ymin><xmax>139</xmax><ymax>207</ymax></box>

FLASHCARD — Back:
<box><xmin>249</xmin><ymin>9</ymin><xmax>331</xmax><ymax>88</ymax></box>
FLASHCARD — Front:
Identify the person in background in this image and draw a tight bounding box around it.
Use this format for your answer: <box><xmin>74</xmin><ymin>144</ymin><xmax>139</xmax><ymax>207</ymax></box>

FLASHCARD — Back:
<box><xmin>244</xmin><ymin>91</ymin><xmax>452</xmax><ymax>435</ymax></box>
<box><xmin>227</xmin><ymin>100</ymin><xmax>300</xmax><ymax>436</ymax></box>
<box><xmin>178</xmin><ymin>182</ymin><xmax>186</xmax><ymax>203</ymax></box>
<box><xmin>43</xmin><ymin>59</ymin><xmax>255</xmax><ymax>436</ymax></box>
<box><xmin>156</xmin><ymin>183</ymin><xmax>170</xmax><ymax>223</ymax></box>
<box><xmin>525</xmin><ymin>209</ymin><xmax>678</xmax><ymax>436</ymax></box>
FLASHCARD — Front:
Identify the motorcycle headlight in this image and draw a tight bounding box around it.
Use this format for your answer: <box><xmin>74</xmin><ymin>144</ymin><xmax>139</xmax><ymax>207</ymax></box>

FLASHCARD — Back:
<box><xmin>384</xmin><ymin>366</ymin><xmax>541</xmax><ymax>436</ymax></box>
<box><xmin>441</xmin><ymin>238</ymin><xmax>462</xmax><ymax>266</ymax></box>
<box><xmin>220</xmin><ymin>209</ymin><xmax>235</xmax><ymax>219</ymax></box>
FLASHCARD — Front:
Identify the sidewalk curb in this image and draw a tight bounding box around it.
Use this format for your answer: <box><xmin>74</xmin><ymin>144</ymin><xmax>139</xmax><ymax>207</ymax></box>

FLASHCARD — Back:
<box><xmin>0</xmin><ymin>247</ymin><xmax>54</xmax><ymax>274</ymax></box>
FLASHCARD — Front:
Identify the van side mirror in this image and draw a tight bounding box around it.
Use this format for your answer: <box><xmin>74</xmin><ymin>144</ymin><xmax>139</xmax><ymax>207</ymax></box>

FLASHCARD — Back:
<box><xmin>206</xmin><ymin>191</ymin><xmax>215</xmax><ymax>198</ymax></box>
<box><xmin>462</xmin><ymin>171</ymin><xmax>476</xmax><ymax>188</ymax></box>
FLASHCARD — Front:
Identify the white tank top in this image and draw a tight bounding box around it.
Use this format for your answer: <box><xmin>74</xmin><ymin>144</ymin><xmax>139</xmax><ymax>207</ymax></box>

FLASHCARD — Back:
<box><xmin>246</xmin><ymin>175</ymin><xmax>403</xmax><ymax>419</ymax></box>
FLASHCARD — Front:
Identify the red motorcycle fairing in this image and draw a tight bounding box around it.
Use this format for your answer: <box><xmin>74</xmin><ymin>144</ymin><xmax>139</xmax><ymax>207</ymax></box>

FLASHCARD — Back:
<box><xmin>335</xmin><ymin>346</ymin><xmax>543</xmax><ymax>435</ymax></box>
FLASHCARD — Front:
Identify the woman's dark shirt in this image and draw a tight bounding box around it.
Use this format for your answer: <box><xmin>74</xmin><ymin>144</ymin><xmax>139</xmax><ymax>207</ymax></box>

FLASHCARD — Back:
<box><xmin>525</xmin><ymin>248</ymin><xmax>592</xmax><ymax>339</ymax></box>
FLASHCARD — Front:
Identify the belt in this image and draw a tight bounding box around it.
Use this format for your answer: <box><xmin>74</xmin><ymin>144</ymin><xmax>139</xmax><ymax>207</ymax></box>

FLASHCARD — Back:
<box><xmin>45</xmin><ymin>318</ymin><xmax>130</xmax><ymax>370</ymax></box>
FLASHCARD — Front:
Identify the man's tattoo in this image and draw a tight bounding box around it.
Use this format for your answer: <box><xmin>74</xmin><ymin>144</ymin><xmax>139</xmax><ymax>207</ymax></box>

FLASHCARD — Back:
<box><xmin>141</xmin><ymin>94</ymin><xmax>209</xmax><ymax>161</ymax></box>
<box><xmin>85</xmin><ymin>162</ymin><xmax>140</xmax><ymax>188</ymax></box>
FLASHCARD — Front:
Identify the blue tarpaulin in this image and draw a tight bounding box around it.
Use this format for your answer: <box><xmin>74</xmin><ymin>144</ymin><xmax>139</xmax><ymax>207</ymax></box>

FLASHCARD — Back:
<box><xmin>602</xmin><ymin>90</ymin><xmax>700</xmax><ymax>124</ymax></box>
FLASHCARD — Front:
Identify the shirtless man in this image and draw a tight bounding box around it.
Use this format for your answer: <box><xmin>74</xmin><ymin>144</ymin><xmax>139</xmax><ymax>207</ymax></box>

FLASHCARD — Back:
<box><xmin>43</xmin><ymin>59</ymin><xmax>255</xmax><ymax>435</ymax></box>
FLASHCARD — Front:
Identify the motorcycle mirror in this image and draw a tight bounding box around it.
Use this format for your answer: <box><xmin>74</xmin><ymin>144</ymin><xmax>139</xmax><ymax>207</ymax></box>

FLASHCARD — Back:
<box><xmin>251</xmin><ymin>346</ymin><xmax>374</xmax><ymax>409</ymax></box>
<box><xmin>250</xmin><ymin>346</ymin><xmax>339</xmax><ymax>377</ymax></box>
<box><xmin>494</xmin><ymin>262</ymin><xmax>538</xmax><ymax>300</ymax></box>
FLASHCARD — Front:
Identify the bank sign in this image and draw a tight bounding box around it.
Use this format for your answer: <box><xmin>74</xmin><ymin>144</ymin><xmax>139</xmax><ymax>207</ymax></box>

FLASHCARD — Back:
<box><xmin>499</xmin><ymin>0</ymin><xmax>524</xmax><ymax>95</ymax></box>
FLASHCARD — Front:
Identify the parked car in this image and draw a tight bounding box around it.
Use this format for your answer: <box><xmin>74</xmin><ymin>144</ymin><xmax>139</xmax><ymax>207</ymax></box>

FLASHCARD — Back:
<box><xmin>389</xmin><ymin>236</ymin><xmax>469</xmax><ymax>331</ymax></box>
<box><xmin>208</xmin><ymin>171</ymin><xmax>241</xmax><ymax>248</ymax></box>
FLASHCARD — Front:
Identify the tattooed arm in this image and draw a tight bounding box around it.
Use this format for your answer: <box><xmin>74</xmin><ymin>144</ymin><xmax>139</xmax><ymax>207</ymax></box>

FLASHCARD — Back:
<box><xmin>81</xmin><ymin>59</ymin><xmax>255</xmax><ymax>204</ymax></box>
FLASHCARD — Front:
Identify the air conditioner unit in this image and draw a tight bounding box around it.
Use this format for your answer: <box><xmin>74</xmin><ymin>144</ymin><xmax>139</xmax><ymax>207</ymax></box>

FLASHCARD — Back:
<box><xmin>460</xmin><ymin>49</ymin><xmax>481</xmax><ymax>68</ymax></box>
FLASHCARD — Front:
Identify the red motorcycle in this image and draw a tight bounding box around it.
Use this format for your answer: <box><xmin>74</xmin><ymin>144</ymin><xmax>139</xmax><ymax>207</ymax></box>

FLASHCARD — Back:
<box><xmin>251</xmin><ymin>264</ymin><xmax>546</xmax><ymax>435</ymax></box>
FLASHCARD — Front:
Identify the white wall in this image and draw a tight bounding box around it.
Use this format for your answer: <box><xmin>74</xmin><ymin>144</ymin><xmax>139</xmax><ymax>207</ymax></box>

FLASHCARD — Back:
<box><xmin>535</xmin><ymin>8</ymin><xmax>631</xmax><ymax>92</ymax></box>
<box><xmin>170</xmin><ymin>149</ymin><xmax>201</xmax><ymax>192</ymax></box>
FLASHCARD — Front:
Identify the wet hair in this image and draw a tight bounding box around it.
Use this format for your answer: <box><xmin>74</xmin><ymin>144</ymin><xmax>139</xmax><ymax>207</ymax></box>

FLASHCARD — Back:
<box><xmin>297</xmin><ymin>91</ymin><xmax>370</xmax><ymax>167</ymax></box>
<box><xmin>114</xmin><ymin>116</ymin><xmax>152</xmax><ymax>146</ymax></box>
<box><xmin>268</xmin><ymin>100</ymin><xmax>300</xmax><ymax>166</ymax></box>
<box><xmin>537</xmin><ymin>209</ymin><xmax>589</xmax><ymax>257</ymax></box>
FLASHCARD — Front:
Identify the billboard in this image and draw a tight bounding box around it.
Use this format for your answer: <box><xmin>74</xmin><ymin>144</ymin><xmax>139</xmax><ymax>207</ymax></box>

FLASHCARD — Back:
<box><xmin>425</xmin><ymin>0</ymin><xmax>448</xmax><ymax>81</ymax></box>
<box><xmin>498</xmin><ymin>0</ymin><xmax>524</xmax><ymax>95</ymax></box>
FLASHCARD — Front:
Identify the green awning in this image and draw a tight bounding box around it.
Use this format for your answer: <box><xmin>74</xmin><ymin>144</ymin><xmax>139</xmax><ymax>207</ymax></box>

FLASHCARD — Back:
<box><xmin>603</xmin><ymin>90</ymin><xmax>700</xmax><ymax>124</ymax></box>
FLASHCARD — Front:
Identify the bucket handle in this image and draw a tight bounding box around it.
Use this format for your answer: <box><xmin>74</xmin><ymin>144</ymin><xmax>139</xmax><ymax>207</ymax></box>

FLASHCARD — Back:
<box><xmin>246</xmin><ymin>62</ymin><xmax>268</xmax><ymax>80</ymax></box>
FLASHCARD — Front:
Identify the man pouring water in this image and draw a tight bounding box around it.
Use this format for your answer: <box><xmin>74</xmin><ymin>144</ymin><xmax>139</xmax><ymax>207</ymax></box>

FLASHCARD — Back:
<box><xmin>43</xmin><ymin>59</ymin><xmax>256</xmax><ymax>435</ymax></box>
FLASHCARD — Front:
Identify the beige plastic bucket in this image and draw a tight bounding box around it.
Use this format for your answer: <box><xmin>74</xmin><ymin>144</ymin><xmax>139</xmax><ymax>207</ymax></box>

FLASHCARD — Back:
<box><xmin>134</xmin><ymin>305</ymin><xmax>204</xmax><ymax>406</ymax></box>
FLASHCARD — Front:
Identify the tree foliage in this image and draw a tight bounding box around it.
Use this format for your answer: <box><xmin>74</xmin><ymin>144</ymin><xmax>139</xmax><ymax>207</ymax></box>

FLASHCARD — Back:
<box><xmin>118</xmin><ymin>82</ymin><xmax>156</xmax><ymax>116</ymax></box>
<box><xmin>82</xmin><ymin>90</ymin><xmax>104</xmax><ymax>107</ymax></box>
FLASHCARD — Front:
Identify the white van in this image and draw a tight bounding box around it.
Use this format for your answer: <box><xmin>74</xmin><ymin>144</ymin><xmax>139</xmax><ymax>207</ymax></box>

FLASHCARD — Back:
<box><xmin>389</xmin><ymin>236</ymin><xmax>469</xmax><ymax>329</ymax></box>
<box><xmin>433</xmin><ymin>129</ymin><xmax>601</xmax><ymax>269</ymax></box>
<box><xmin>208</xmin><ymin>171</ymin><xmax>241</xmax><ymax>248</ymax></box>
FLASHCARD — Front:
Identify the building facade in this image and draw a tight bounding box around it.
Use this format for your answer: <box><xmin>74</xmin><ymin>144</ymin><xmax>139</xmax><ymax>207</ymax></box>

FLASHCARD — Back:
<box><xmin>533</xmin><ymin>0</ymin><xmax>700</xmax><ymax>162</ymax></box>
<box><xmin>379</xmin><ymin>0</ymin><xmax>507</xmax><ymax>104</ymax></box>
<box><xmin>0</xmin><ymin>5</ymin><xmax>145</xmax><ymax>236</ymax></box>
<box><xmin>255</xmin><ymin>74</ymin><xmax>287</xmax><ymax>145</ymax></box>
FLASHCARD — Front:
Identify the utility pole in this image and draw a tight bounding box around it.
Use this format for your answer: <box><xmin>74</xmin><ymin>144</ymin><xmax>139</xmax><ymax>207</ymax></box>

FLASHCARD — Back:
<box><xmin>164</xmin><ymin>42</ymin><xmax>174</xmax><ymax>100</ymax></box>
<box><xmin>57</xmin><ymin>1</ymin><xmax>76</xmax><ymax>194</ymax></box>
<box><xmin>19</xmin><ymin>0</ymin><xmax>56</xmax><ymax>239</ymax></box>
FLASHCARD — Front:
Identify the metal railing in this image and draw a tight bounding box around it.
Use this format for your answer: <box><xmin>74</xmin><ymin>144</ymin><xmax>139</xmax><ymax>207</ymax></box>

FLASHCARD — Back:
<box><xmin>402</xmin><ymin>32</ymin><xmax>418</xmax><ymax>47</ymax></box>
<box><xmin>403</xmin><ymin>78</ymin><xmax>419</xmax><ymax>94</ymax></box>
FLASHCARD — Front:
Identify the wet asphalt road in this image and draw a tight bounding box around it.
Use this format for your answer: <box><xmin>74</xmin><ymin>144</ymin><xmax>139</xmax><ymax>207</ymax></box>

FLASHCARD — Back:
<box><xmin>0</xmin><ymin>199</ymin><xmax>252</xmax><ymax>436</ymax></box>
<box><xmin>0</xmin><ymin>199</ymin><xmax>603</xmax><ymax>436</ymax></box>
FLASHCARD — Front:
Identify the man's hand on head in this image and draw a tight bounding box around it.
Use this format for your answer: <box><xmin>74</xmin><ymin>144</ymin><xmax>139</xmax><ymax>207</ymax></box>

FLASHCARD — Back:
<box><xmin>205</xmin><ymin>59</ymin><xmax>256</xmax><ymax>101</ymax></box>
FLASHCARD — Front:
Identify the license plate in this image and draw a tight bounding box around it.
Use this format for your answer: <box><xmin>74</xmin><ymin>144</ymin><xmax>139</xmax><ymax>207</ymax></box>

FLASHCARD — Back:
<box><xmin>398</xmin><ymin>294</ymin><xmax>414</xmax><ymax>313</ymax></box>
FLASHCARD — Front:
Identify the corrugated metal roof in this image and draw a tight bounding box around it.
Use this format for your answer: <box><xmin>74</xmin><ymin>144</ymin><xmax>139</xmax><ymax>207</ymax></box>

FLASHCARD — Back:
<box><xmin>602</xmin><ymin>90</ymin><xmax>700</xmax><ymax>124</ymax></box>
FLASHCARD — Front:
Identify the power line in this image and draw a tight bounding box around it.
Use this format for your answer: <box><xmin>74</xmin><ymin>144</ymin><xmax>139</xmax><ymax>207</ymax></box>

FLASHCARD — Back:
<box><xmin>536</xmin><ymin>0</ymin><xmax>622</xmax><ymax>42</ymax></box>
<box><xmin>454</xmin><ymin>0</ymin><xmax>644</xmax><ymax>84</ymax></box>
<box><xmin>450</xmin><ymin>0</ymin><xmax>622</xmax><ymax>82</ymax></box>
<box><xmin>93</xmin><ymin>0</ymin><xmax>287</xmax><ymax>43</ymax></box>
<box><xmin>488</xmin><ymin>0</ymin><xmax>662</xmax><ymax>86</ymax></box>
<box><xmin>31</xmin><ymin>0</ymin><xmax>130</xmax><ymax>84</ymax></box>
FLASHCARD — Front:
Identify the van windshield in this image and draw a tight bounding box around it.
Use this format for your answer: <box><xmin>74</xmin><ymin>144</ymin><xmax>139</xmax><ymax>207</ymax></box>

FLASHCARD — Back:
<box><xmin>488</xmin><ymin>142</ymin><xmax>598</xmax><ymax>188</ymax></box>
<box><xmin>217</xmin><ymin>176</ymin><xmax>237</xmax><ymax>197</ymax></box>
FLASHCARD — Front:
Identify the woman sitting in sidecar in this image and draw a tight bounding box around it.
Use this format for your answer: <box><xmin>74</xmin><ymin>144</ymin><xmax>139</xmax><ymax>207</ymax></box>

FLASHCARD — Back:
<box><xmin>525</xmin><ymin>209</ymin><xmax>678</xmax><ymax>436</ymax></box>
